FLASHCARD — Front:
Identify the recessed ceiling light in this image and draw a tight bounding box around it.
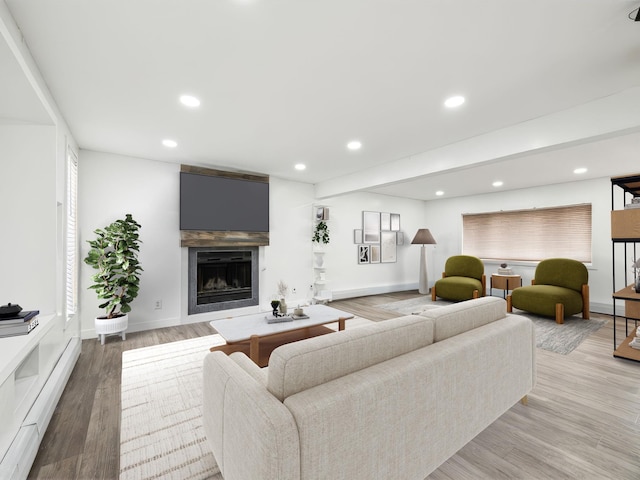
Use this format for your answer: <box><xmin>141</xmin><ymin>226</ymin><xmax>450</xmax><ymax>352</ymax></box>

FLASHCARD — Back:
<box><xmin>347</xmin><ymin>140</ymin><xmax>362</xmax><ymax>151</ymax></box>
<box><xmin>435</xmin><ymin>190</ymin><xmax>444</xmax><ymax>196</ymax></box>
<box><xmin>179</xmin><ymin>95</ymin><xmax>201</xmax><ymax>108</ymax></box>
<box><xmin>444</xmin><ymin>95</ymin><xmax>465</xmax><ymax>108</ymax></box>
<box><xmin>492</xmin><ymin>180</ymin><xmax>504</xmax><ymax>187</ymax></box>
<box><xmin>162</xmin><ymin>139</ymin><xmax>178</xmax><ymax>148</ymax></box>
<box><xmin>574</xmin><ymin>167</ymin><xmax>587</xmax><ymax>174</ymax></box>
<box><xmin>294</xmin><ymin>163</ymin><xmax>306</xmax><ymax>171</ymax></box>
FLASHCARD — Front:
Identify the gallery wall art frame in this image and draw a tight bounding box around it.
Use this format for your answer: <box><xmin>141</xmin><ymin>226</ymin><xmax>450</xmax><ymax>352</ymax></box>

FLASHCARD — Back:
<box><xmin>381</xmin><ymin>231</ymin><xmax>397</xmax><ymax>263</ymax></box>
<box><xmin>358</xmin><ymin>244</ymin><xmax>370</xmax><ymax>264</ymax></box>
<box><xmin>370</xmin><ymin>245</ymin><xmax>381</xmax><ymax>263</ymax></box>
<box><xmin>363</xmin><ymin>211</ymin><xmax>380</xmax><ymax>243</ymax></box>
<box><xmin>356</xmin><ymin>210</ymin><xmax>402</xmax><ymax>264</ymax></box>
<box><xmin>390</xmin><ymin>213</ymin><xmax>400</xmax><ymax>231</ymax></box>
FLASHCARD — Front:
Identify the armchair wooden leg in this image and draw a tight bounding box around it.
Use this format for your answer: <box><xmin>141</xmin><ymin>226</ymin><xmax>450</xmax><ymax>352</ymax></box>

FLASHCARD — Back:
<box><xmin>472</xmin><ymin>289</ymin><xmax>479</xmax><ymax>299</ymax></box>
<box><xmin>431</xmin><ymin>286</ymin><xmax>436</xmax><ymax>302</ymax></box>
<box><xmin>521</xmin><ymin>395</ymin><xmax>528</xmax><ymax>406</ymax></box>
<box><xmin>507</xmin><ymin>295</ymin><xmax>512</xmax><ymax>312</ymax></box>
<box><xmin>582</xmin><ymin>284</ymin><xmax>590</xmax><ymax>319</ymax></box>
<box><xmin>555</xmin><ymin>303</ymin><xmax>564</xmax><ymax>324</ymax></box>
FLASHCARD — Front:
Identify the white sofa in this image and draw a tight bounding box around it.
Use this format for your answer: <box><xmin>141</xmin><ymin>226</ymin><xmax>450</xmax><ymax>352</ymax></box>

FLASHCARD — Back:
<box><xmin>203</xmin><ymin>296</ymin><xmax>536</xmax><ymax>480</ymax></box>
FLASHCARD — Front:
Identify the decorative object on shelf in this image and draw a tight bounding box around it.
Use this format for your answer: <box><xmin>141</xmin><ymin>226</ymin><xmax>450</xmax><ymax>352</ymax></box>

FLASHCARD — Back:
<box><xmin>294</xmin><ymin>306</ymin><xmax>304</xmax><ymax>316</ymax></box>
<box><xmin>314</xmin><ymin>251</ymin><xmax>325</xmax><ymax>268</ymax></box>
<box><xmin>277</xmin><ymin>280</ymin><xmax>289</xmax><ymax>314</ymax></box>
<box><xmin>632</xmin><ymin>259</ymin><xmax>640</xmax><ymax>293</ymax></box>
<box><xmin>498</xmin><ymin>262</ymin><xmax>513</xmax><ymax>275</ymax></box>
<box><xmin>0</xmin><ymin>302</ymin><xmax>22</xmax><ymax>318</ymax></box>
<box><xmin>84</xmin><ymin>214</ymin><xmax>142</xmax><ymax>344</ymax></box>
<box><xmin>411</xmin><ymin>228</ymin><xmax>437</xmax><ymax>294</ymax></box>
<box><xmin>312</xmin><ymin>221</ymin><xmax>330</xmax><ymax>245</ymax></box>
<box><xmin>315</xmin><ymin>206</ymin><xmax>330</xmax><ymax>221</ymax></box>
<box><xmin>270</xmin><ymin>300</ymin><xmax>280</xmax><ymax>317</ymax></box>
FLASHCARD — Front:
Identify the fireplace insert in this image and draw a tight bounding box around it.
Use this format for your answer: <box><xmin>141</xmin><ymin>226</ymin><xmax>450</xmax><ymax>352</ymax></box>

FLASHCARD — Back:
<box><xmin>188</xmin><ymin>247</ymin><xmax>259</xmax><ymax>314</ymax></box>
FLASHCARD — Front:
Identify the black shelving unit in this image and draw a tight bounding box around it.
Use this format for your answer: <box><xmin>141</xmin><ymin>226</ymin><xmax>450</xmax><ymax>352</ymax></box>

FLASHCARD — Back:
<box><xmin>611</xmin><ymin>174</ymin><xmax>640</xmax><ymax>362</ymax></box>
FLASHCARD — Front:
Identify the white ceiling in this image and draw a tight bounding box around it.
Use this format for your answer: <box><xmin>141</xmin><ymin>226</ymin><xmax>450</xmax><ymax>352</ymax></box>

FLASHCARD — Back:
<box><xmin>3</xmin><ymin>0</ymin><xmax>640</xmax><ymax>199</ymax></box>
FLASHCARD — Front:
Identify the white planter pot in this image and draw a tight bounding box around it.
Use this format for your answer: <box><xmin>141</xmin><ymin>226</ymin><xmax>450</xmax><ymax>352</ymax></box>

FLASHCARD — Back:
<box><xmin>95</xmin><ymin>313</ymin><xmax>128</xmax><ymax>345</ymax></box>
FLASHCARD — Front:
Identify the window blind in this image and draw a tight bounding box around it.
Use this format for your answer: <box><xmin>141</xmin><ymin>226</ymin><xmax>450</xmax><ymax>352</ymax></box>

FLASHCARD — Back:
<box><xmin>462</xmin><ymin>203</ymin><xmax>592</xmax><ymax>262</ymax></box>
<box><xmin>65</xmin><ymin>148</ymin><xmax>78</xmax><ymax>318</ymax></box>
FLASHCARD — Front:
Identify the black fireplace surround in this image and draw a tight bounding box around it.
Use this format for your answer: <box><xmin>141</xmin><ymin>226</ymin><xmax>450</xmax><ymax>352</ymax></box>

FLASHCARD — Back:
<box><xmin>188</xmin><ymin>246</ymin><xmax>259</xmax><ymax>314</ymax></box>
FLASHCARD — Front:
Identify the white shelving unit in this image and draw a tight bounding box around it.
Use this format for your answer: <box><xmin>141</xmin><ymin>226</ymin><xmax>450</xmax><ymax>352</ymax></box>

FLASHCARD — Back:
<box><xmin>312</xmin><ymin>205</ymin><xmax>332</xmax><ymax>303</ymax></box>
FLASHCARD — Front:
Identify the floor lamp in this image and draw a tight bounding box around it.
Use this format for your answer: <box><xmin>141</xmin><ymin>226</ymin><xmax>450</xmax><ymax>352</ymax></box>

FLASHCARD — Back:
<box><xmin>411</xmin><ymin>229</ymin><xmax>437</xmax><ymax>294</ymax></box>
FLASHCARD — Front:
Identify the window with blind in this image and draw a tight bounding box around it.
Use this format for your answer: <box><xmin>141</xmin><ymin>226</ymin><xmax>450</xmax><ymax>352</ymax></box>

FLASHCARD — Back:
<box><xmin>462</xmin><ymin>203</ymin><xmax>592</xmax><ymax>262</ymax></box>
<box><xmin>65</xmin><ymin>148</ymin><xmax>78</xmax><ymax>319</ymax></box>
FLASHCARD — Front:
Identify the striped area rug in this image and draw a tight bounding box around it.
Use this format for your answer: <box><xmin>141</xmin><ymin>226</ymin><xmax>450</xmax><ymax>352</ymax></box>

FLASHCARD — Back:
<box><xmin>120</xmin><ymin>334</ymin><xmax>225</xmax><ymax>480</ymax></box>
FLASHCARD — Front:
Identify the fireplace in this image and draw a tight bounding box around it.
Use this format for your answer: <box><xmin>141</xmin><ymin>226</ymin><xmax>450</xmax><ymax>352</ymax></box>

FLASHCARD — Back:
<box><xmin>188</xmin><ymin>247</ymin><xmax>259</xmax><ymax>314</ymax></box>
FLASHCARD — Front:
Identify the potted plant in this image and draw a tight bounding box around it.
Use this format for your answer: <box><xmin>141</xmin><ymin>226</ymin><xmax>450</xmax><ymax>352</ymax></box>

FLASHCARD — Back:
<box><xmin>312</xmin><ymin>220</ymin><xmax>330</xmax><ymax>245</ymax></box>
<box><xmin>84</xmin><ymin>214</ymin><xmax>142</xmax><ymax>344</ymax></box>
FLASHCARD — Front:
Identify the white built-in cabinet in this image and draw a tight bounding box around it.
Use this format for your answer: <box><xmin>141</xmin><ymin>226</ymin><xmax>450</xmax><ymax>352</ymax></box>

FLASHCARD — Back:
<box><xmin>0</xmin><ymin>315</ymin><xmax>80</xmax><ymax>479</ymax></box>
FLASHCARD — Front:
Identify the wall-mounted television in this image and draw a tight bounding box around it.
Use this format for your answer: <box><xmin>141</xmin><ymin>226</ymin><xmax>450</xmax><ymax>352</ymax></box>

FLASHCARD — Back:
<box><xmin>180</xmin><ymin>169</ymin><xmax>269</xmax><ymax>232</ymax></box>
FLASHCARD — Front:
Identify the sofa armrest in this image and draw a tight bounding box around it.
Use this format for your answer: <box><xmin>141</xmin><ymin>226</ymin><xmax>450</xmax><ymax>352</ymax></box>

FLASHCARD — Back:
<box><xmin>229</xmin><ymin>352</ymin><xmax>268</xmax><ymax>385</ymax></box>
<box><xmin>203</xmin><ymin>352</ymin><xmax>300</xmax><ymax>480</ymax></box>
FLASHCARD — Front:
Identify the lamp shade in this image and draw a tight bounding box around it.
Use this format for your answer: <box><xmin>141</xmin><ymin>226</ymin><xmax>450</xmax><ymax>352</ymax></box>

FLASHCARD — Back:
<box><xmin>411</xmin><ymin>228</ymin><xmax>436</xmax><ymax>245</ymax></box>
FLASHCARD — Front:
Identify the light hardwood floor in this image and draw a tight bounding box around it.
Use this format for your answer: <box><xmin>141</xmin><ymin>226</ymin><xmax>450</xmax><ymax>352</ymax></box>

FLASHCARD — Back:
<box><xmin>28</xmin><ymin>292</ymin><xmax>640</xmax><ymax>479</ymax></box>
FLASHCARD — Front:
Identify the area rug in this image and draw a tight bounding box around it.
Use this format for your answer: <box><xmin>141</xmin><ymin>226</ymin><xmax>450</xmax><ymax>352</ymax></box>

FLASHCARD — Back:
<box><xmin>119</xmin><ymin>317</ymin><xmax>373</xmax><ymax>480</ymax></box>
<box><xmin>377</xmin><ymin>296</ymin><xmax>606</xmax><ymax>355</ymax></box>
<box><xmin>120</xmin><ymin>334</ymin><xmax>225</xmax><ymax>480</ymax></box>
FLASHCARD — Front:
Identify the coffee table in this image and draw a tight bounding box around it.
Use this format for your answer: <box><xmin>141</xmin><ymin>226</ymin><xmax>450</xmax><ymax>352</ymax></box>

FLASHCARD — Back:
<box><xmin>209</xmin><ymin>304</ymin><xmax>354</xmax><ymax>367</ymax></box>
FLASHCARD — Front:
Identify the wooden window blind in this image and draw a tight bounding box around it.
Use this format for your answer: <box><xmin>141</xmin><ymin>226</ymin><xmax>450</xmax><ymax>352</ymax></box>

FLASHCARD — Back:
<box><xmin>462</xmin><ymin>203</ymin><xmax>592</xmax><ymax>262</ymax></box>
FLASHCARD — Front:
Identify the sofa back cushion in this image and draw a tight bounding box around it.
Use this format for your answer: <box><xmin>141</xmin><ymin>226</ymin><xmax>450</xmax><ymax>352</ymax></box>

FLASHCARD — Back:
<box><xmin>534</xmin><ymin>258</ymin><xmax>588</xmax><ymax>292</ymax></box>
<box><xmin>267</xmin><ymin>315</ymin><xmax>434</xmax><ymax>401</ymax></box>
<box><xmin>419</xmin><ymin>296</ymin><xmax>506</xmax><ymax>342</ymax></box>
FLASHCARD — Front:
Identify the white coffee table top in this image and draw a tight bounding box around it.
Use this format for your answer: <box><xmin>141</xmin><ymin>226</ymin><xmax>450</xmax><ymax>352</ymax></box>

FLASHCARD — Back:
<box><xmin>209</xmin><ymin>304</ymin><xmax>354</xmax><ymax>343</ymax></box>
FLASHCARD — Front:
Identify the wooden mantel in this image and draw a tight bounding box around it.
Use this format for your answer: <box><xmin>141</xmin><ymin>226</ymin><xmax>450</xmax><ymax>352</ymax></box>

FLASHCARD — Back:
<box><xmin>180</xmin><ymin>230</ymin><xmax>269</xmax><ymax>247</ymax></box>
<box><xmin>180</xmin><ymin>164</ymin><xmax>270</xmax><ymax>247</ymax></box>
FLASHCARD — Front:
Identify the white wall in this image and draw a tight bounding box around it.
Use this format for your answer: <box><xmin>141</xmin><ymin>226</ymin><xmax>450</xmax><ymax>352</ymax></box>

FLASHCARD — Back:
<box><xmin>424</xmin><ymin>176</ymin><xmax>613</xmax><ymax>313</ymax></box>
<box><xmin>315</xmin><ymin>192</ymin><xmax>426</xmax><ymax>299</ymax></box>
<box><xmin>0</xmin><ymin>125</ymin><xmax>57</xmax><ymax>313</ymax></box>
<box><xmin>78</xmin><ymin>151</ymin><xmax>427</xmax><ymax>337</ymax></box>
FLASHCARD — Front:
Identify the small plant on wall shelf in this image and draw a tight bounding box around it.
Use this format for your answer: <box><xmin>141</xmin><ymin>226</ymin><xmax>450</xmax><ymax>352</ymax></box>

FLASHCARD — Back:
<box><xmin>312</xmin><ymin>221</ymin><xmax>330</xmax><ymax>244</ymax></box>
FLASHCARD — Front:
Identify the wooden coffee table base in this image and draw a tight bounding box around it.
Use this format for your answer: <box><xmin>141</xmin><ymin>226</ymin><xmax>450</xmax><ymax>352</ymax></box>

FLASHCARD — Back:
<box><xmin>210</xmin><ymin>319</ymin><xmax>346</xmax><ymax>367</ymax></box>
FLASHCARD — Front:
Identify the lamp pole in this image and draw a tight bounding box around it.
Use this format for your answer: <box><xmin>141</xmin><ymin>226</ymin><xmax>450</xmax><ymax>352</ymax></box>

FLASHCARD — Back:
<box><xmin>419</xmin><ymin>244</ymin><xmax>429</xmax><ymax>294</ymax></box>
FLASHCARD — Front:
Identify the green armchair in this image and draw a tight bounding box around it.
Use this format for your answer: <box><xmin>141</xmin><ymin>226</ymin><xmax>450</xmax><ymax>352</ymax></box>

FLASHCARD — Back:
<box><xmin>431</xmin><ymin>255</ymin><xmax>486</xmax><ymax>301</ymax></box>
<box><xmin>507</xmin><ymin>258</ymin><xmax>589</xmax><ymax>324</ymax></box>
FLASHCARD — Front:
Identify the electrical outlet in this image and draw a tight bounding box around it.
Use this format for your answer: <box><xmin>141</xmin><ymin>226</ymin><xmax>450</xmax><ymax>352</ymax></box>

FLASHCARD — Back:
<box><xmin>154</xmin><ymin>300</ymin><xmax>162</xmax><ymax>310</ymax></box>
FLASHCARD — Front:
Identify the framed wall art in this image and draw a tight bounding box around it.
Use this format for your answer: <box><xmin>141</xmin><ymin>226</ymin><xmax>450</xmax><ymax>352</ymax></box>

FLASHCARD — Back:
<box><xmin>380</xmin><ymin>231</ymin><xmax>397</xmax><ymax>263</ymax></box>
<box><xmin>363</xmin><ymin>211</ymin><xmax>380</xmax><ymax>243</ymax></box>
<box><xmin>358</xmin><ymin>244</ymin><xmax>370</xmax><ymax>264</ymax></box>
<box><xmin>390</xmin><ymin>213</ymin><xmax>400</xmax><ymax>231</ymax></box>
<box><xmin>370</xmin><ymin>245</ymin><xmax>381</xmax><ymax>263</ymax></box>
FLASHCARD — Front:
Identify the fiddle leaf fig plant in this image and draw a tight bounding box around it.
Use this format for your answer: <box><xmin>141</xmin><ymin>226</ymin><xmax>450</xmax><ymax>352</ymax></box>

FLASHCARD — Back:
<box><xmin>84</xmin><ymin>214</ymin><xmax>143</xmax><ymax>319</ymax></box>
<box><xmin>312</xmin><ymin>220</ymin><xmax>330</xmax><ymax>244</ymax></box>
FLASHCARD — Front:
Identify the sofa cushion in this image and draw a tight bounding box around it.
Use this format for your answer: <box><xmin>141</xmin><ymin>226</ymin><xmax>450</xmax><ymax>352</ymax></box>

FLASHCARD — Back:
<box><xmin>434</xmin><ymin>276</ymin><xmax>483</xmax><ymax>301</ymax></box>
<box><xmin>419</xmin><ymin>296</ymin><xmax>506</xmax><ymax>342</ymax></box>
<box><xmin>267</xmin><ymin>315</ymin><xmax>434</xmax><ymax>401</ymax></box>
<box><xmin>511</xmin><ymin>284</ymin><xmax>583</xmax><ymax>317</ymax></box>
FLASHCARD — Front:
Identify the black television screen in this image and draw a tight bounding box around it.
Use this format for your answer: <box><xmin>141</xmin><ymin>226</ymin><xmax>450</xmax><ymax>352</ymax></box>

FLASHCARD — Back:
<box><xmin>180</xmin><ymin>172</ymin><xmax>269</xmax><ymax>232</ymax></box>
